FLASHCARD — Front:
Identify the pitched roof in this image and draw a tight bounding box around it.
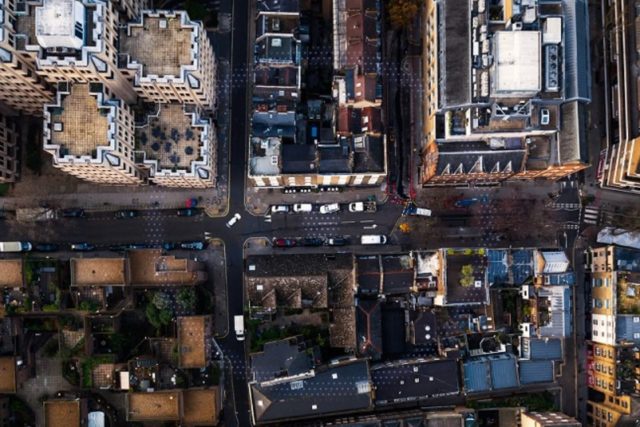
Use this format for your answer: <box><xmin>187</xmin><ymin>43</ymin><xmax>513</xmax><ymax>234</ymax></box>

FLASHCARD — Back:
<box><xmin>356</xmin><ymin>299</ymin><xmax>383</xmax><ymax>359</ymax></box>
<box><xmin>250</xmin><ymin>337</ymin><xmax>312</xmax><ymax>383</ymax></box>
<box><xmin>250</xmin><ymin>360</ymin><xmax>372</xmax><ymax>424</ymax></box>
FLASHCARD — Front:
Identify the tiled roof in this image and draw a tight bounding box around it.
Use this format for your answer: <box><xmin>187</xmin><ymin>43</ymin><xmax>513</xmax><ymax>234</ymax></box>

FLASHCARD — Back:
<box><xmin>356</xmin><ymin>299</ymin><xmax>383</xmax><ymax>359</ymax></box>
<box><xmin>250</xmin><ymin>337</ymin><xmax>312</xmax><ymax>383</ymax></box>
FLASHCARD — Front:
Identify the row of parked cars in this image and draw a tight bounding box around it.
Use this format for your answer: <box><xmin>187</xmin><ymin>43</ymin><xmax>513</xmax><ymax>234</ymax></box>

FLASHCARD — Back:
<box><xmin>60</xmin><ymin>208</ymin><xmax>202</xmax><ymax>219</ymax></box>
<box><xmin>0</xmin><ymin>240</ymin><xmax>207</xmax><ymax>253</ymax></box>
<box><xmin>273</xmin><ymin>237</ymin><xmax>348</xmax><ymax>247</ymax></box>
<box><xmin>271</xmin><ymin>201</ymin><xmax>375</xmax><ymax>215</ymax></box>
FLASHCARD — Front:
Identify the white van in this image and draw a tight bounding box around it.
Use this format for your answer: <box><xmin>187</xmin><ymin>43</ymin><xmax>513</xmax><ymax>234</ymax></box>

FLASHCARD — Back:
<box><xmin>360</xmin><ymin>235</ymin><xmax>387</xmax><ymax>245</ymax></box>
<box><xmin>234</xmin><ymin>315</ymin><xmax>245</xmax><ymax>341</ymax></box>
<box><xmin>293</xmin><ymin>203</ymin><xmax>313</xmax><ymax>213</ymax></box>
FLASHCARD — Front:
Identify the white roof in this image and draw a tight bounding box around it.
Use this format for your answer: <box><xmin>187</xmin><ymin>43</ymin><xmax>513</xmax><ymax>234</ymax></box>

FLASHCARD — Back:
<box><xmin>541</xmin><ymin>251</ymin><xmax>570</xmax><ymax>273</ymax></box>
<box><xmin>119</xmin><ymin>371</ymin><xmax>130</xmax><ymax>390</ymax></box>
<box><xmin>597</xmin><ymin>227</ymin><xmax>640</xmax><ymax>250</ymax></box>
<box><xmin>543</xmin><ymin>17</ymin><xmax>563</xmax><ymax>44</ymax></box>
<box><xmin>492</xmin><ymin>31</ymin><xmax>541</xmax><ymax>95</ymax></box>
<box><xmin>88</xmin><ymin>412</ymin><xmax>105</xmax><ymax>427</ymax></box>
<box><xmin>35</xmin><ymin>0</ymin><xmax>85</xmax><ymax>49</ymax></box>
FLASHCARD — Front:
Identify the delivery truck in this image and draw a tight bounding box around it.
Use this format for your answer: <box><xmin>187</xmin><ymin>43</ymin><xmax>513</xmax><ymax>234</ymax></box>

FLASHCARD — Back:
<box><xmin>234</xmin><ymin>315</ymin><xmax>245</xmax><ymax>341</ymax></box>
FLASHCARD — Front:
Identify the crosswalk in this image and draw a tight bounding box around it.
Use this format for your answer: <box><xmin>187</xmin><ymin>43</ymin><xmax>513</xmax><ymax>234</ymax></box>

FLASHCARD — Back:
<box><xmin>583</xmin><ymin>206</ymin><xmax>600</xmax><ymax>225</ymax></box>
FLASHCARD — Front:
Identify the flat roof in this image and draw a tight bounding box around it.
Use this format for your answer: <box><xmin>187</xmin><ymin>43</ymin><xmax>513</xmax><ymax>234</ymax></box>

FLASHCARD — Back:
<box><xmin>71</xmin><ymin>258</ymin><xmax>126</xmax><ymax>286</ymax></box>
<box><xmin>44</xmin><ymin>400</ymin><xmax>80</xmax><ymax>427</ymax></box>
<box><xmin>182</xmin><ymin>388</ymin><xmax>219</xmax><ymax>425</ymax></box>
<box><xmin>35</xmin><ymin>0</ymin><xmax>84</xmax><ymax>49</ymax></box>
<box><xmin>127</xmin><ymin>391</ymin><xmax>181</xmax><ymax>421</ymax></box>
<box><xmin>177</xmin><ymin>316</ymin><xmax>207</xmax><ymax>368</ymax></box>
<box><xmin>137</xmin><ymin>104</ymin><xmax>204</xmax><ymax>170</ymax></box>
<box><xmin>0</xmin><ymin>356</ymin><xmax>16</xmax><ymax>393</ymax></box>
<box><xmin>128</xmin><ymin>249</ymin><xmax>201</xmax><ymax>287</ymax></box>
<box><xmin>122</xmin><ymin>13</ymin><xmax>194</xmax><ymax>77</ymax></box>
<box><xmin>0</xmin><ymin>259</ymin><xmax>23</xmax><ymax>287</ymax></box>
<box><xmin>49</xmin><ymin>83</ymin><xmax>110</xmax><ymax>157</ymax></box>
<box><xmin>493</xmin><ymin>31</ymin><xmax>541</xmax><ymax>94</ymax></box>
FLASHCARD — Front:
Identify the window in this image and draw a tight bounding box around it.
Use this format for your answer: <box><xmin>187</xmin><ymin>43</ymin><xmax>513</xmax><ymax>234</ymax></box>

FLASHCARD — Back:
<box><xmin>633</xmin><ymin>317</ymin><xmax>640</xmax><ymax>323</ymax></box>
<box><xmin>634</xmin><ymin>333</ymin><xmax>640</xmax><ymax>339</ymax></box>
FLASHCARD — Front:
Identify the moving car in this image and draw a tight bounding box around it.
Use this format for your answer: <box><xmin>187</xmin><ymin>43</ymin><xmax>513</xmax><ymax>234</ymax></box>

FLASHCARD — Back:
<box><xmin>70</xmin><ymin>243</ymin><xmax>96</xmax><ymax>251</ymax></box>
<box><xmin>293</xmin><ymin>203</ymin><xmax>313</xmax><ymax>213</ymax></box>
<box><xmin>180</xmin><ymin>241</ymin><xmax>206</xmax><ymax>251</ymax></box>
<box><xmin>115</xmin><ymin>210</ymin><xmax>137</xmax><ymax>219</ymax></box>
<box><xmin>62</xmin><ymin>208</ymin><xmax>85</xmax><ymax>218</ymax></box>
<box><xmin>360</xmin><ymin>235</ymin><xmax>387</xmax><ymax>245</ymax></box>
<box><xmin>327</xmin><ymin>237</ymin><xmax>348</xmax><ymax>246</ymax></box>
<box><xmin>34</xmin><ymin>243</ymin><xmax>60</xmax><ymax>252</ymax></box>
<box><xmin>161</xmin><ymin>242</ymin><xmax>177</xmax><ymax>251</ymax></box>
<box><xmin>271</xmin><ymin>205</ymin><xmax>290</xmax><ymax>214</ymax></box>
<box><xmin>176</xmin><ymin>208</ymin><xmax>199</xmax><ymax>217</ymax></box>
<box><xmin>226</xmin><ymin>213</ymin><xmax>241</xmax><ymax>228</ymax></box>
<box><xmin>273</xmin><ymin>238</ymin><xmax>297</xmax><ymax>248</ymax></box>
<box><xmin>0</xmin><ymin>242</ymin><xmax>32</xmax><ymax>252</ymax></box>
<box><xmin>319</xmin><ymin>203</ymin><xmax>340</xmax><ymax>214</ymax></box>
<box><xmin>302</xmin><ymin>237</ymin><xmax>324</xmax><ymax>246</ymax></box>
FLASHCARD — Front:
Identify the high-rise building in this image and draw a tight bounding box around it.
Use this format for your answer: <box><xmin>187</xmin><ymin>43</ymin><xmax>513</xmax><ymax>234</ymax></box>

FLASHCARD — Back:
<box><xmin>119</xmin><ymin>10</ymin><xmax>216</xmax><ymax>110</ymax></box>
<box><xmin>43</xmin><ymin>82</ymin><xmax>142</xmax><ymax>185</ymax></box>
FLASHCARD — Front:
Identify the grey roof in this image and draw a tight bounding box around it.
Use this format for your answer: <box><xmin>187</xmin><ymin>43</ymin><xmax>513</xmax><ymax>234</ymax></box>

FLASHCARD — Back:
<box><xmin>518</xmin><ymin>360</ymin><xmax>555</xmax><ymax>384</ymax></box>
<box><xmin>257</xmin><ymin>0</ymin><xmax>300</xmax><ymax>12</ymax></box>
<box><xmin>356</xmin><ymin>299</ymin><xmax>383</xmax><ymax>360</ymax></box>
<box><xmin>438</xmin><ymin>0</ymin><xmax>471</xmax><ymax>107</ymax></box>
<box><xmin>250</xmin><ymin>337</ymin><xmax>313</xmax><ymax>383</ymax></box>
<box><xmin>246</xmin><ymin>254</ymin><xmax>353</xmax><ymax>277</ymax></box>
<box><xmin>381</xmin><ymin>254</ymin><xmax>414</xmax><ymax>294</ymax></box>
<box><xmin>371</xmin><ymin>359</ymin><xmax>460</xmax><ymax>405</ymax></box>
<box><xmin>411</xmin><ymin>311</ymin><xmax>438</xmax><ymax>346</ymax></box>
<box><xmin>250</xmin><ymin>360</ymin><xmax>372</xmax><ymax>423</ymax></box>
<box><xmin>615</xmin><ymin>247</ymin><xmax>640</xmax><ymax>272</ymax></box>
<box><xmin>463</xmin><ymin>354</ymin><xmax>518</xmax><ymax>393</ymax></box>
<box><xmin>357</xmin><ymin>255</ymin><xmax>382</xmax><ymax>295</ymax></box>
<box><xmin>538</xmin><ymin>286</ymin><xmax>572</xmax><ymax>338</ymax></box>
<box><xmin>616</xmin><ymin>315</ymin><xmax>640</xmax><ymax>342</ymax></box>
<box><xmin>382</xmin><ymin>306</ymin><xmax>407</xmax><ymax>355</ymax></box>
<box><xmin>353</xmin><ymin>134</ymin><xmax>385</xmax><ymax>173</ymax></box>
<box><xmin>281</xmin><ymin>144</ymin><xmax>317</xmax><ymax>173</ymax></box>
<box><xmin>523</xmin><ymin>337</ymin><xmax>563</xmax><ymax>360</ymax></box>
<box><xmin>436</xmin><ymin>141</ymin><xmax>526</xmax><ymax>176</ymax></box>
<box><xmin>562</xmin><ymin>0</ymin><xmax>591</xmax><ymax>102</ymax></box>
<box><xmin>558</xmin><ymin>101</ymin><xmax>588</xmax><ymax>164</ymax></box>
<box><xmin>318</xmin><ymin>143</ymin><xmax>352</xmax><ymax>174</ymax></box>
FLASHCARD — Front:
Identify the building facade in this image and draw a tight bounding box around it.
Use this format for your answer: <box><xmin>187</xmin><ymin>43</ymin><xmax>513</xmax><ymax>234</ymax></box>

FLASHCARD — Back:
<box><xmin>120</xmin><ymin>10</ymin><xmax>216</xmax><ymax>110</ymax></box>
<box><xmin>0</xmin><ymin>113</ymin><xmax>19</xmax><ymax>182</ymax></box>
<box><xmin>43</xmin><ymin>82</ymin><xmax>142</xmax><ymax>185</ymax></box>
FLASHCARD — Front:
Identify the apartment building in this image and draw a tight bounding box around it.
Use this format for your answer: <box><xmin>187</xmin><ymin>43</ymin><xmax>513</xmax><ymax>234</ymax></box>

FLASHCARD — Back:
<box><xmin>119</xmin><ymin>10</ymin><xmax>216</xmax><ymax>110</ymax></box>
<box><xmin>0</xmin><ymin>113</ymin><xmax>19</xmax><ymax>182</ymax></box>
<box><xmin>248</xmin><ymin>0</ymin><xmax>386</xmax><ymax>188</ymax></box>
<box><xmin>43</xmin><ymin>82</ymin><xmax>142</xmax><ymax>185</ymax></box>
<box><xmin>421</xmin><ymin>0</ymin><xmax>590</xmax><ymax>186</ymax></box>
<box><xmin>135</xmin><ymin>103</ymin><xmax>216</xmax><ymax>188</ymax></box>
<box><xmin>0</xmin><ymin>0</ymin><xmax>54</xmax><ymax>114</ymax></box>
<box><xmin>585</xmin><ymin>245</ymin><xmax>640</xmax><ymax>426</ymax></box>
<box><xmin>13</xmin><ymin>0</ymin><xmax>138</xmax><ymax>104</ymax></box>
<box><xmin>600</xmin><ymin>0</ymin><xmax>640</xmax><ymax>192</ymax></box>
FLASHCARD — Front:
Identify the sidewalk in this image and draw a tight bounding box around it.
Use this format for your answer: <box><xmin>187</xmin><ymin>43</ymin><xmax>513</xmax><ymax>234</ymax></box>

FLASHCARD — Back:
<box><xmin>244</xmin><ymin>184</ymin><xmax>388</xmax><ymax>216</ymax></box>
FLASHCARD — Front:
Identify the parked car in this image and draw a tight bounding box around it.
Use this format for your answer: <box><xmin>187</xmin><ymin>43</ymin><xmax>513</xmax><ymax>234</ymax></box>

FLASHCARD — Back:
<box><xmin>176</xmin><ymin>208</ymin><xmax>199</xmax><ymax>217</ymax></box>
<box><xmin>180</xmin><ymin>241</ymin><xmax>206</xmax><ymax>251</ymax></box>
<box><xmin>115</xmin><ymin>210</ymin><xmax>137</xmax><ymax>219</ymax></box>
<box><xmin>327</xmin><ymin>237</ymin><xmax>348</xmax><ymax>246</ymax></box>
<box><xmin>302</xmin><ymin>237</ymin><xmax>324</xmax><ymax>247</ymax></box>
<box><xmin>108</xmin><ymin>244</ymin><xmax>127</xmax><ymax>252</ymax></box>
<box><xmin>271</xmin><ymin>205</ymin><xmax>290</xmax><ymax>214</ymax></box>
<box><xmin>70</xmin><ymin>243</ymin><xmax>96</xmax><ymax>251</ymax></box>
<box><xmin>226</xmin><ymin>213</ymin><xmax>241</xmax><ymax>228</ymax></box>
<box><xmin>348</xmin><ymin>201</ymin><xmax>376</xmax><ymax>213</ymax></box>
<box><xmin>360</xmin><ymin>235</ymin><xmax>387</xmax><ymax>245</ymax></box>
<box><xmin>33</xmin><ymin>243</ymin><xmax>60</xmax><ymax>252</ymax></box>
<box><xmin>161</xmin><ymin>242</ymin><xmax>177</xmax><ymax>251</ymax></box>
<box><xmin>293</xmin><ymin>203</ymin><xmax>313</xmax><ymax>213</ymax></box>
<box><xmin>319</xmin><ymin>203</ymin><xmax>340</xmax><ymax>214</ymax></box>
<box><xmin>125</xmin><ymin>243</ymin><xmax>149</xmax><ymax>250</ymax></box>
<box><xmin>540</xmin><ymin>108</ymin><xmax>550</xmax><ymax>125</ymax></box>
<box><xmin>62</xmin><ymin>208</ymin><xmax>85</xmax><ymax>218</ymax></box>
<box><xmin>273</xmin><ymin>238</ymin><xmax>297</xmax><ymax>248</ymax></box>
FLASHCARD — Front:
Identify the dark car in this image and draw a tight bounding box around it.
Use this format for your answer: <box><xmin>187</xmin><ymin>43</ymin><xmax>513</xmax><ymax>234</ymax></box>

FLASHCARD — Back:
<box><xmin>115</xmin><ymin>210</ymin><xmax>138</xmax><ymax>219</ymax></box>
<box><xmin>126</xmin><ymin>243</ymin><xmax>150</xmax><ymax>250</ymax></box>
<box><xmin>161</xmin><ymin>242</ymin><xmax>177</xmax><ymax>251</ymax></box>
<box><xmin>179</xmin><ymin>241</ymin><xmax>206</xmax><ymax>251</ymax></box>
<box><xmin>70</xmin><ymin>242</ymin><xmax>96</xmax><ymax>251</ymax></box>
<box><xmin>108</xmin><ymin>244</ymin><xmax>127</xmax><ymax>252</ymax></box>
<box><xmin>34</xmin><ymin>243</ymin><xmax>60</xmax><ymax>252</ymax></box>
<box><xmin>327</xmin><ymin>237</ymin><xmax>348</xmax><ymax>246</ymax></box>
<box><xmin>302</xmin><ymin>237</ymin><xmax>324</xmax><ymax>247</ymax></box>
<box><xmin>176</xmin><ymin>208</ymin><xmax>199</xmax><ymax>217</ymax></box>
<box><xmin>273</xmin><ymin>238</ymin><xmax>297</xmax><ymax>248</ymax></box>
<box><xmin>62</xmin><ymin>208</ymin><xmax>85</xmax><ymax>218</ymax></box>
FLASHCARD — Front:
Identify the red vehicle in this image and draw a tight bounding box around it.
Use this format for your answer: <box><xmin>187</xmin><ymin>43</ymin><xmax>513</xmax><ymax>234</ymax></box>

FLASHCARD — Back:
<box><xmin>273</xmin><ymin>238</ymin><xmax>297</xmax><ymax>248</ymax></box>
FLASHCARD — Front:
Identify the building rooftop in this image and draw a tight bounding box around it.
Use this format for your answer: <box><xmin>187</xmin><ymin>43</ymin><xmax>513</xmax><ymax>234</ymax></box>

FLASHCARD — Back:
<box><xmin>127</xmin><ymin>391</ymin><xmax>181</xmax><ymax>421</ymax></box>
<box><xmin>356</xmin><ymin>299</ymin><xmax>383</xmax><ymax>360</ymax></box>
<box><xmin>371</xmin><ymin>359</ymin><xmax>460</xmax><ymax>405</ymax></box>
<box><xmin>521</xmin><ymin>412</ymin><xmax>581</xmax><ymax>427</ymax></box>
<box><xmin>250</xmin><ymin>337</ymin><xmax>312</xmax><ymax>383</ymax></box>
<box><xmin>438</xmin><ymin>0</ymin><xmax>471</xmax><ymax>107</ymax></box>
<box><xmin>44</xmin><ymin>399</ymin><xmax>80</xmax><ymax>427</ymax></box>
<box><xmin>0</xmin><ymin>259</ymin><xmax>23</xmax><ymax>288</ymax></box>
<box><xmin>177</xmin><ymin>316</ymin><xmax>209</xmax><ymax>369</ymax></box>
<box><xmin>47</xmin><ymin>83</ymin><xmax>112</xmax><ymax>158</ymax></box>
<box><xmin>128</xmin><ymin>249</ymin><xmax>204</xmax><ymax>287</ymax></box>
<box><xmin>381</xmin><ymin>254</ymin><xmax>414</xmax><ymax>294</ymax></box>
<box><xmin>522</xmin><ymin>337</ymin><xmax>563</xmax><ymax>360</ymax></box>
<box><xmin>0</xmin><ymin>356</ymin><xmax>16</xmax><ymax>393</ymax></box>
<box><xmin>122</xmin><ymin>12</ymin><xmax>195</xmax><ymax>77</ymax></box>
<box><xmin>519</xmin><ymin>360</ymin><xmax>555</xmax><ymax>385</ymax></box>
<box><xmin>444</xmin><ymin>251</ymin><xmax>488</xmax><ymax>305</ymax></box>
<box><xmin>182</xmin><ymin>388</ymin><xmax>219</xmax><ymax>426</ymax></box>
<box><xmin>463</xmin><ymin>353</ymin><xmax>518</xmax><ymax>393</ymax></box>
<box><xmin>136</xmin><ymin>103</ymin><xmax>207</xmax><ymax>171</ymax></box>
<box><xmin>70</xmin><ymin>258</ymin><xmax>126</xmax><ymax>286</ymax></box>
<box><xmin>492</xmin><ymin>31</ymin><xmax>541</xmax><ymax>95</ymax></box>
<box><xmin>35</xmin><ymin>0</ymin><xmax>85</xmax><ymax>50</ymax></box>
<box><xmin>357</xmin><ymin>255</ymin><xmax>382</xmax><ymax>295</ymax></box>
<box><xmin>250</xmin><ymin>360</ymin><xmax>372</xmax><ymax>424</ymax></box>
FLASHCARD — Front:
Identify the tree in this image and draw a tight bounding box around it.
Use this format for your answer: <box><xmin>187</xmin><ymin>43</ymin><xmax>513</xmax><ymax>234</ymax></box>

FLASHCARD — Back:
<box><xmin>151</xmin><ymin>291</ymin><xmax>171</xmax><ymax>310</ymax></box>
<box><xmin>460</xmin><ymin>264</ymin><xmax>475</xmax><ymax>287</ymax></box>
<box><xmin>399</xmin><ymin>223</ymin><xmax>411</xmax><ymax>233</ymax></box>
<box><xmin>388</xmin><ymin>0</ymin><xmax>422</xmax><ymax>29</ymax></box>
<box><xmin>176</xmin><ymin>288</ymin><xmax>197</xmax><ymax>312</ymax></box>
